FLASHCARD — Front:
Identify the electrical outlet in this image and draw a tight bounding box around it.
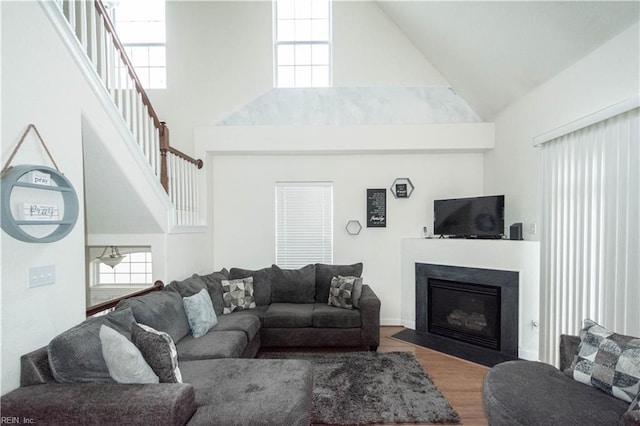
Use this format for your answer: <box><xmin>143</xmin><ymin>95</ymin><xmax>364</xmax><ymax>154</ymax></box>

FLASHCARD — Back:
<box><xmin>28</xmin><ymin>265</ymin><xmax>56</xmax><ymax>288</ymax></box>
<box><xmin>529</xmin><ymin>223</ymin><xmax>537</xmax><ymax>235</ymax></box>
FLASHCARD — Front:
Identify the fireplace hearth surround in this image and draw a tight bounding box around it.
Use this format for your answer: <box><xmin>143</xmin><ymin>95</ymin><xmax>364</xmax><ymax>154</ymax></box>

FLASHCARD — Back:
<box><xmin>411</xmin><ymin>263</ymin><xmax>519</xmax><ymax>366</ymax></box>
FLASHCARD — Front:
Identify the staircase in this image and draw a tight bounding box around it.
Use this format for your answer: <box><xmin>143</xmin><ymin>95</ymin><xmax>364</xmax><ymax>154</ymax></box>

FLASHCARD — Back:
<box><xmin>42</xmin><ymin>0</ymin><xmax>203</xmax><ymax>227</ymax></box>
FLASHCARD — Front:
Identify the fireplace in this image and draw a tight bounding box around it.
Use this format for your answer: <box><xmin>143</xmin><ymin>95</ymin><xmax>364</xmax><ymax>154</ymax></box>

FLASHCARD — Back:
<box><xmin>407</xmin><ymin>263</ymin><xmax>519</xmax><ymax>366</ymax></box>
<box><xmin>428</xmin><ymin>279</ymin><xmax>500</xmax><ymax>350</ymax></box>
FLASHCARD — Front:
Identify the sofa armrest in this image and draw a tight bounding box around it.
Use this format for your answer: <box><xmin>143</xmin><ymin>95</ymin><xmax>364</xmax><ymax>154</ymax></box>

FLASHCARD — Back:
<box><xmin>559</xmin><ymin>334</ymin><xmax>581</xmax><ymax>372</ymax></box>
<box><xmin>359</xmin><ymin>284</ymin><xmax>381</xmax><ymax>350</ymax></box>
<box><xmin>0</xmin><ymin>383</ymin><xmax>196</xmax><ymax>425</ymax></box>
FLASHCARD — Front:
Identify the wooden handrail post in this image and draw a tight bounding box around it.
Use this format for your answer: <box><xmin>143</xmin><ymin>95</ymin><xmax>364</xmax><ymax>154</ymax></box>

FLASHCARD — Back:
<box><xmin>160</xmin><ymin>121</ymin><xmax>169</xmax><ymax>192</ymax></box>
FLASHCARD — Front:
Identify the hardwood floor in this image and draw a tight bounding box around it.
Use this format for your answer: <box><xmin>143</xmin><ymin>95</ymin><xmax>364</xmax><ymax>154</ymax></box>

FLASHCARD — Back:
<box><xmin>379</xmin><ymin>326</ymin><xmax>489</xmax><ymax>426</ymax></box>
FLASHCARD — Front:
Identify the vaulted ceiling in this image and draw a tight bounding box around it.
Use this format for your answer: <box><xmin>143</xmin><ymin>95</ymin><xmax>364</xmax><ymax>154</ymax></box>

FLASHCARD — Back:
<box><xmin>377</xmin><ymin>1</ymin><xmax>640</xmax><ymax>120</ymax></box>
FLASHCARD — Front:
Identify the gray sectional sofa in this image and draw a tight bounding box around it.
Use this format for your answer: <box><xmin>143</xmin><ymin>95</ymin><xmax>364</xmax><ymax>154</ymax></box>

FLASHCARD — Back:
<box><xmin>1</xmin><ymin>263</ymin><xmax>381</xmax><ymax>425</ymax></box>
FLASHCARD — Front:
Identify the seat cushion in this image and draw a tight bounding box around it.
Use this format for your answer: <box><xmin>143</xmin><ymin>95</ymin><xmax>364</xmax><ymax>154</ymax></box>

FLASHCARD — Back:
<box><xmin>483</xmin><ymin>360</ymin><xmax>629</xmax><ymax>425</ymax></box>
<box><xmin>117</xmin><ymin>291</ymin><xmax>190</xmax><ymax>344</ymax></box>
<box><xmin>214</xmin><ymin>311</ymin><xmax>261</xmax><ymax>342</ymax></box>
<box><xmin>263</xmin><ymin>303</ymin><xmax>313</xmax><ymax>328</ymax></box>
<box><xmin>181</xmin><ymin>358</ymin><xmax>312</xmax><ymax>426</ymax></box>
<box><xmin>176</xmin><ymin>330</ymin><xmax>247</xmax><ymax>361</ymax></box>
<box><xmin>312</xmin><ymin>303</ymin><xmax>361</xmax><ymax>328</ymax></box>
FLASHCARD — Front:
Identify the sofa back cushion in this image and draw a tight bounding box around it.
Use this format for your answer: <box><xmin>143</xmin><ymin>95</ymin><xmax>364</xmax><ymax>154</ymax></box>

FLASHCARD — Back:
<box><xmin>271</xmin><ymin>264</ymin><xmax>316</xmax><ymax>303</ymax></box>
<box><xmin>165</xmin><ymin>275</ymin><xmax>207</xmax><ymax>298</ymax></box>
<box><xmin>48</xmin><ymin>308</ymin><xmax>135</xmax><ymax>383</ymax></box>
<box><xmin>117</xmin><ymin>291</ymin><xmax>190</xmax><ymax>344</ymax></box>
<box><xmin>196</xmin><ymin>269</ymin><xmax>229</xmax><ymax>315</ymax></box>
<box><xmin>315</xmin><ymin>263</ymin><xmax>363</xmax><ymax>303</ymax></box>
<box><xmin>228</xmin><ymin>267</ymin><xmax>272</xmax><ymax>306</ymax></box>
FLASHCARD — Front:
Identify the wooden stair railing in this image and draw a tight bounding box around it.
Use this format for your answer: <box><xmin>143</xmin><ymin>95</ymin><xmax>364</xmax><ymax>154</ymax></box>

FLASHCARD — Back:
<box><xmin>86</xmin><ymin>280</ymin><xmax>164</xmax><ymax>317</ymax></box>
<box><xmin>56</xmin><ymin>0</ymin><xmax>203</xmax><ymax>226</ymax></box>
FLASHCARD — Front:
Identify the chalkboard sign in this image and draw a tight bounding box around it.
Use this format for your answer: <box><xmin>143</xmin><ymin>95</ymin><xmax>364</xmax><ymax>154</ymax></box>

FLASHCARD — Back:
<box><xmin>367</xmin><ymin>188</ymin><xmax>386</xmax><ymax>228</ymax></box>
<box><xmin>395</xmin><ymin>183</ymin><xmax>408</xmax><ymax>198</ymax></box>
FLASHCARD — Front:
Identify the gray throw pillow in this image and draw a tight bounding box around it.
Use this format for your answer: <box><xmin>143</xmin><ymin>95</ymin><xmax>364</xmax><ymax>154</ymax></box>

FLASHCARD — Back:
<box><xmin>271</xmin><ymin>264</ymin><xmax>316</xmax><ymax>303</ymax></box>
<box><xmin>570</xmin><ymin>319</ymin><xmax>640</xmax><ymax>403</ymax></box>
<box><xmin>131</xmin><ymin>323</ymin><xmax>182</xmax><ymax>383</ymax></box>
<box><xmin>182</xmin><ymin>289</ymin><xmax>218</xmax><ymax>338</ymax></box>
<box><xmin>315</xmin><ymin>263</ymin><xmax>363</xmax><ymax>303</ymax></box>
<box><xmin>228</xmin><ymin>267</ymin><xmax>272</xmax><ymax>306</ymax></box>
<box><xmin>195</xmin><ymin>269</ymin><xmax>229</xmax><ymax>315</ymax></box>
<box><xmin>328</xmin><ymin>276</ymin><xmax>359</xmax><ymax>309</ymax></box>
<box><xmin>48</xmin><ymin>308</ymin><xmax>135</xmax><ymax>383</ymax></box>
<box><xmin>222</xmin><ymin>277</ymin><xmax>256</xmax><ymax>313</ymax></box>
<box><xmin>99</xmin><ymin>325</ymin><xmax>159</xmax><ymax>384</ymax></box>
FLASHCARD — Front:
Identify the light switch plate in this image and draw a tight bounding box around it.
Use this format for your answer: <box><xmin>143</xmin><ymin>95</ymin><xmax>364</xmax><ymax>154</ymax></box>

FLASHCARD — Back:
<box><xmin>28</xmin><ymin>265</ymin><xmax>55</xmax><ymax>288</ymax></box>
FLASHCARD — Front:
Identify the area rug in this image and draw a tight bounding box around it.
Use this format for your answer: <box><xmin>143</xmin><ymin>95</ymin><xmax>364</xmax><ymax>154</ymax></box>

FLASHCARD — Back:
<box><xmin>258</xmin><ymin>351</ymin><xmax>460</xmax><ymax>425</ymax></box>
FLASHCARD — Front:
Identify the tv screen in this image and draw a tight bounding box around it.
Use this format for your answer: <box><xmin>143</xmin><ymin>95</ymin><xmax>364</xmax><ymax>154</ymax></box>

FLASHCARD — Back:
<box><xmin>434</xmin><ymin>195</ymin><xmax>505</xmax><ymax>238</ymax></box>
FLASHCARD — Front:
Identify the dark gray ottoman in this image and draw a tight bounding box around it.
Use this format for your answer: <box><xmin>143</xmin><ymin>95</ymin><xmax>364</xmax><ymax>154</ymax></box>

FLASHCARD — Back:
<box><xmin>181</xmin><ymin>358</ymin><xmax>313</xmax><ymax>426</ymax></box>
<box><xmin>483</xmin><ymin>360</ymin><xmax>629</xmax><ymax>425</ymax></box>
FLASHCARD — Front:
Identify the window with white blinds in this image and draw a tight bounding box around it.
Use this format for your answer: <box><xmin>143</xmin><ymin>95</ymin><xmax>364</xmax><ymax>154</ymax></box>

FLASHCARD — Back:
<box><xmin>276</xmin><ymin>182</ymin><xmax>333</xmax><ymax>268</ymax></box>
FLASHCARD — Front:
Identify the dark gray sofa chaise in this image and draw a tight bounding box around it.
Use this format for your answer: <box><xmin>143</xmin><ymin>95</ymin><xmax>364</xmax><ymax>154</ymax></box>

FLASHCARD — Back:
<box><xmin>483</xmin><ymin>334</ymin><xmax>639</xmax><ymax>425</ymax></box>
<box><xmin>1</xmin><ymin>263</ymin><xmax>380</xmax><ymax>425</ymax></box>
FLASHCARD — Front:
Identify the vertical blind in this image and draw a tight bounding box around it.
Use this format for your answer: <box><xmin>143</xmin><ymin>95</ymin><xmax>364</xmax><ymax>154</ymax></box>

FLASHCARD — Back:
<box><xmin>539</xmin><ymin>106</ymin><xmax>639</xmax><ymax>366</ymax></box>
<box><xmin>275</xmin><ymin>182</ymin><xmax>333</xmax><ymax>268</ymax></box>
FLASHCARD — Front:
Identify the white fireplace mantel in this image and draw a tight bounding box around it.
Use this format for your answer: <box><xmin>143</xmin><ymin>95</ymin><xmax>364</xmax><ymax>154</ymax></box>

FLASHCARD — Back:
<box><xmin>401</xmin><ymin>238</ymin><xmax>541</xmax><ymax>361</ymax></box>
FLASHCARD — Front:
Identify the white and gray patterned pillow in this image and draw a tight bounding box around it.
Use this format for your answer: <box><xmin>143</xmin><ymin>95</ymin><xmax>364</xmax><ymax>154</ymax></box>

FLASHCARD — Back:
<box><xmin>99</xmin><ymin>325</ymin><xmax>159</xmax><ymax>384</ymax></box>
<box><xmin>571</xmin><ymin>319</ymin><xmax>640</xmax><ymax>402</ymax></box>
<box><xmin>131</xmin><ymin>323</ymin><xmax>182</xmax><ymax>383</ymax></box>
<box><xmin>182</xmin><ymin>289</ymin><xmax>218</xmax><ymax>338</ymax></box>
<box><xmin>221</xmin><ymin>277</ymin><xmax>256</xmax><ymax>314</ymax></box>
<box><xmin>328</xmin><ymin>276</ymin><xmax>359</xmax><ymax>309</ymax></box>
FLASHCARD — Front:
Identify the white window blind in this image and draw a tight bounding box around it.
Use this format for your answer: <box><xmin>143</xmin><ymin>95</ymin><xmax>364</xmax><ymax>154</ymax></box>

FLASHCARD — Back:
<box><xmin>276</xmin><ymin>182</ymin><xmax>333</xmax><ymax>268</ymax></box>
<box><xmin>539</xmin><ymin>106</ymin><xmax>639</xmax><ymax>366</ymax></box>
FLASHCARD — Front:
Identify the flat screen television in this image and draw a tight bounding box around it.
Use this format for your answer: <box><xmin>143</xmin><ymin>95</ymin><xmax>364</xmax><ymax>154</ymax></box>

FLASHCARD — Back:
<box><xmin>434</xmin><ymin>195</ymin><xmax>505</xmax><ymax>239</ymax></box>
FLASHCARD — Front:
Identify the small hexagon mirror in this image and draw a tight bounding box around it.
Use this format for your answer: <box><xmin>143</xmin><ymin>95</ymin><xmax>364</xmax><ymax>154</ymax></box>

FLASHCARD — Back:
<box><xmin>390</xmin><ymin>178</ymin><xmax>415</xmax><ymax>199</ymax></box>
<box><xmin>345</xmin><ymin>220</ymin><xmax>362</xmax><ymax>235</ymax></box>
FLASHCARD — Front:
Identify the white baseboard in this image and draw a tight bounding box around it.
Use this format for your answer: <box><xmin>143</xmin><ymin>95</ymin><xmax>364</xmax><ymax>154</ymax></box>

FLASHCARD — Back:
<box><xmin>380</xmin><ymin>318</ymin><xmax>403</xmax><ymax>326</ymax></box>
<box><xmin>518</xmin><ymin>347</ymin><xmax>540</xmax><ymax>361</ymax></box>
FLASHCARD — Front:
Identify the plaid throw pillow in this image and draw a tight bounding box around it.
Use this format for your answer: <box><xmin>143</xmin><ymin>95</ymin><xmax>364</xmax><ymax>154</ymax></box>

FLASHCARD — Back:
<box><xmin>571</xmin><ymin>319</ymin><xmax>640</xmax><ymax>403</ymax></box>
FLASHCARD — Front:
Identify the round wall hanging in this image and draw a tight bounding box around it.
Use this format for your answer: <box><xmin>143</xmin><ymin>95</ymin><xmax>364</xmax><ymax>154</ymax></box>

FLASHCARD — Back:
<box><xmin>1</xmin><ymin>165</ymin><xmax>79</xmax><ymax>243</ymax></box>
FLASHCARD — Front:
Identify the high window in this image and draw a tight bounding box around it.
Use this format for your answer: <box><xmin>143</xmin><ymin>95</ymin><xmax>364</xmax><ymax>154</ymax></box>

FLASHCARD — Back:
<box><xmin>275</xmin><ymin>182</ymin><xmax>333</xmax><ymax>268</ymax></box>
<box><xmin>274</xmin><ymin>0</ymin><xmax>331</xmax><ymax>88</ymax></box>
<box><xmin>112</xmin><ymin>0</ymin><xmax>166</xmax><ymax>89</ymax></box>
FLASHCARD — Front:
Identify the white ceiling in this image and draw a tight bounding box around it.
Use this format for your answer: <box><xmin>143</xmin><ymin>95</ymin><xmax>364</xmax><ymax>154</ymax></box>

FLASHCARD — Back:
<box><xmin>377</xmin><ymin>1</ymin><xmax>640</xmax><ymax>120</ymax></box>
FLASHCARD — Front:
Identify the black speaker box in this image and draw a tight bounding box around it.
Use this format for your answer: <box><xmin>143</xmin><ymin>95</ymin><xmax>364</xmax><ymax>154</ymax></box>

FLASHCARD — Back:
<box><xmin>509</xmin><ymin>223</ymin><xmax>523</xmax><ymax>240</ymax></box>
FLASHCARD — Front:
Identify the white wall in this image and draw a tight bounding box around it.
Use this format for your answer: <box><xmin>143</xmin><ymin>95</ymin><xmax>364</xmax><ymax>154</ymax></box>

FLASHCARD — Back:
<box><xmin>1</xmin><ymin>2</ymin><xmax>88</xmax><ymax>394</ymax></box>
<box><xmin>210</xmin><ymin>153</ymin><xmax>484</xmax><ymax>324</ymax></box>
<box><xmin>150</xmin><ymin>1</ymin><xmax>449</xmax><ymax>152</ymax></box>
<box><xmin>332</xmin><ymin>2</ymin><xmax>447</xmax><ymax>86</ymax></box>
<box><xmin>484</xmin><ymin>23</ymin><xmax>640</xmax><ymax>240</ymax></box>
<box><xmin>149</xmin><ymin>1</ymin><xmax>273</xmax><ymax>152</ymax></box>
